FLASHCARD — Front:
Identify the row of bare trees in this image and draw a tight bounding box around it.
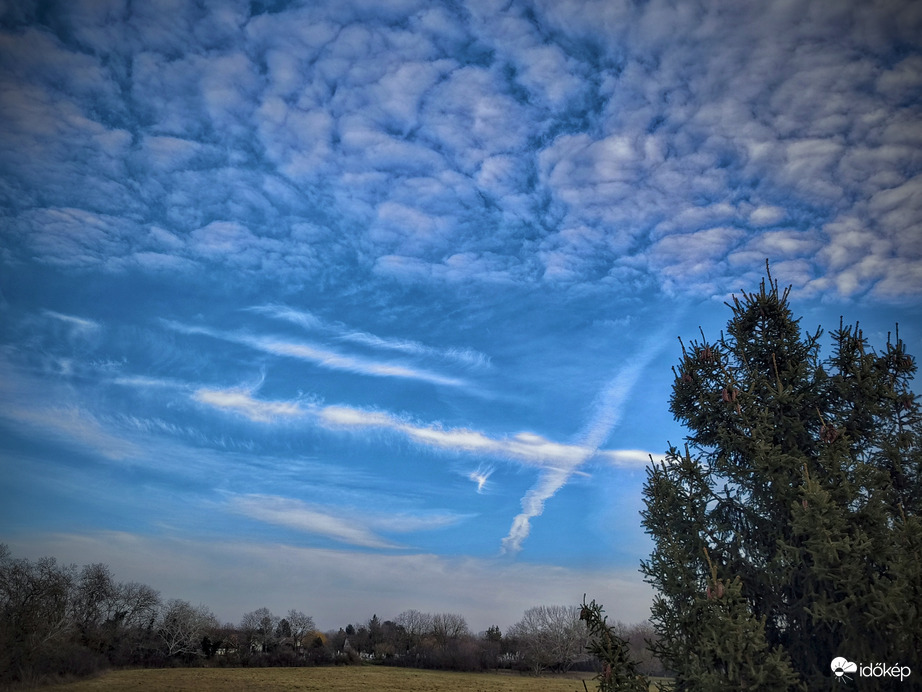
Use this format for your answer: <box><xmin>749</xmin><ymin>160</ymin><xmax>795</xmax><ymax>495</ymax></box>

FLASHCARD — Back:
<box><xmin>319</xmin><ymin>610</ymin><xmax>481</xmax><ymax>669</ymax></box>
<box><xmin>322</xmin><ymin>606</ymin><xmax>663</xmax><ymax>677</ymax></box>
<box><xmin>0</xmin><ymin>546</ymin><xmax>224</xmax><ymax>683</ymax></box>
<box><xmin>506</xmin><ymin>605</ymin><xmax>588</xmax><ymax>673</ymax></box>
<box><xmin>0</xmin><ymin>545</ymin><xmax>662</xmax><ymax>685</ymax></box>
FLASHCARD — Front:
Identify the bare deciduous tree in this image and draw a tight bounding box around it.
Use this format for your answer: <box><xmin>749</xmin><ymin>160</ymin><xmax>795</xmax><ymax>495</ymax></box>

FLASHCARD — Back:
<box><xmin>430</xmin><ymin>612</ymin><xmax>469</xmax><ymax>646</ymax></box>
<box><xmin>240</xmin><ymin>607</ymin><xmax>279</xmax><ymax>652</ymax></box>
<box><xmin>396</xmin><ymin>609</ymin><xmax>432</xmax><ymax>649</ymax></box>
<box><xmin>158</xmin><ymin>599</ymin><xmax>218</xmax><ymax>657</ymax></box>
<box><xmin>286</xmin><ymin>608</ymin><xmax>315</xmax><ymax>649</ymax></box>
<box><xmin>71</xmin><ymin>563</ymin><xmax>117</xmax><ymax>634</ymax></box>
<box><xmin>115</xmin><ymin>581</ymin><xmax>161</xmax><ymax>630</ymax></box>
<box><xmin>507</xmin><ymin>605</ymin><xmax>587</xmax><ymax>674</ymax></box>
<box><xmin>1</xmin><ymin>547</ymin><xmax>77</xmax><ymax>683</ymax></box>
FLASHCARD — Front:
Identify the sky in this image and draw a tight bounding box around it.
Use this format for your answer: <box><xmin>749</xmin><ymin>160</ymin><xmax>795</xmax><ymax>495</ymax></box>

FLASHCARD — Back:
<box><xmin>1</xmin><ymin>0</ymin><xmax>921</xmax><ymax>634</ymax></box>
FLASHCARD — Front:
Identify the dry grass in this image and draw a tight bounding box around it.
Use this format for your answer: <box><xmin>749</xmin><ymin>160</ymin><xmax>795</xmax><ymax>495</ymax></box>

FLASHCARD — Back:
<box><xmin>36</xmin><ymin>667</ymin><xmax>672</xmax><ymax>691</ymax></box>
<box><xmin>36</xmin><ymin>666</ymin><xmax>593</xmax><ymax>692</ymax></box>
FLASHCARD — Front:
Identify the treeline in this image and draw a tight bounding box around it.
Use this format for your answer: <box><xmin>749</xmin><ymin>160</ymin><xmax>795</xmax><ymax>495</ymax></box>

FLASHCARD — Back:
<box><xmin>0</xmin><ymin>545</ymin><xmax>664</xmax><ymax>686</ymax></box>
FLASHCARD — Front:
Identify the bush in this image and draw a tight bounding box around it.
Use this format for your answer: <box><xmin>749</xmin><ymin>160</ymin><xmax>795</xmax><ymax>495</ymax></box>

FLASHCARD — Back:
<box><xmin>17</xmin><ymin>643</ymin><xmax>108</xmax><ymax>686</ymax></box>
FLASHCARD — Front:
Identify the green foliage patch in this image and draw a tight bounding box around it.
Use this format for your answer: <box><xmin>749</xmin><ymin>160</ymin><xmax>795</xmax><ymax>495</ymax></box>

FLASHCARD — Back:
<box><xmin>641</xmin><ymin>265</ymin><xmax>921</xmax><ymax>690</ymax></box>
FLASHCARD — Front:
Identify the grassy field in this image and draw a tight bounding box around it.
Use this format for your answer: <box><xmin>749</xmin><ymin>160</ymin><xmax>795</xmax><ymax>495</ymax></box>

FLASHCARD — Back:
<box><xmin>36</xmin><ymin>666</ymin><xmax>670</xmax><ymax>691</ymax></box>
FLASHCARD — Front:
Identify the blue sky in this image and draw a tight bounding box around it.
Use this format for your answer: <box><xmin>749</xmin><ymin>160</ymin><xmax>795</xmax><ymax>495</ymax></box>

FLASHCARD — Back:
<box><xmin>1</xmin><ymin>0</ymin><xmax>921</xmax><ymax>633</ymax></box>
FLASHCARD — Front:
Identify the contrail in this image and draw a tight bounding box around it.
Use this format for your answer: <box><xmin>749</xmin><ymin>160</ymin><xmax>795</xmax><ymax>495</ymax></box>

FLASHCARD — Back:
<box><xmin>500</xmin><ymin>325</ymin><xmax>672</xmax><ymax>555</ymax></box>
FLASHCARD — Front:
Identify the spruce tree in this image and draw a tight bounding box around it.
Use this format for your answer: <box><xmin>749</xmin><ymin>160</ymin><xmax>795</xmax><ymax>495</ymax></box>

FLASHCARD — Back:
<box><xmin>640</xmin><ymin>265</ymin><xmax>921</xmax><ymax>689</ymax></box>
<box><xmin>580</xmin><ymin>596</ymin><xmax>648</xmax><ymax>692</ymax></box>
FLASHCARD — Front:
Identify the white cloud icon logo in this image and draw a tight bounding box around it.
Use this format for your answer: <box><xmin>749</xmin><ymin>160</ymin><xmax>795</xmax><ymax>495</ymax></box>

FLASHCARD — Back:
<box><xmin>831</xmin><ymin>657</ymin><xmax>858</xmax><ymax>680</ymax></box>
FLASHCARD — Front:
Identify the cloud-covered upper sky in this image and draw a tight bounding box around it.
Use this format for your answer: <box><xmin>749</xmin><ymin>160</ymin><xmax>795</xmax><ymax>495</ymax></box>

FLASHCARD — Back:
<box><xmin>1</xmin><ymin>0</ymin><xmax>921</xmax><ymax>632</ymax></box>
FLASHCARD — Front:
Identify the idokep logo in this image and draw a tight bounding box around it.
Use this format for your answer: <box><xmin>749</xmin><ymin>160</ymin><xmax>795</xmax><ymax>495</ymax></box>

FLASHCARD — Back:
<box><xmin>831</xmin><ymin>657</ymin><xmax>858</xmax><ymax>682</ymax></box>
<box><xmin>831</xmin><ymin>656</ymin><xmax>912</xmax><ymax>683</ymax></box>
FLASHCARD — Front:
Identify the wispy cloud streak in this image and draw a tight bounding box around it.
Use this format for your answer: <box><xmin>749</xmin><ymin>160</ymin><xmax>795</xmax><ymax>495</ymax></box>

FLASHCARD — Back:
<box><xmin>164</xmin><ymin>320</ymin><xmax>467</xmax><ymax>388</ymax></box>
<box><xmin>469</xmin><ymin>466</ymin><xmax>493</xmax><ymax>494</ymax></box>
<box><xmin>229</xmin><ymin>494</ymin><xmax>401</xmax><ymax>549</ymax></box>
<box><xmin>42</xmin><ymin>310</ymin><xmax>101</xmax><ymax>332</ymax></box>
<box><xmin>1</xmin><ymin>404</ymin><xmax>137</xmax><ymax>461</ymax></box>
<box><xmin>193</xmin><ymin>387</ymin><xmax>303</xmax><ymax>423</ymax></box>
<box><xmin>192</xmin><ymin>385</ymin><xmax>665</xmax><ymax>477</ymax></box>
<box><xmin>228</xmin><ymin>493</ymin><xmax>467</xmax><ymax>549</ymax></box>
<box><xmin>319</xmin><ymin>405</ymin><xmax>589</xmax><ymax>469</ymax></box>
<box><xmin>190</xmin><ymin>365</ymin><xmax>670</xmax><ymax>555</ymax></box>
<box><xmin>190</xmin><ymin>383</ymin><xmax>660</xmax><ymax>471</ymax></box>
<box><xmin>251</xmin><ymin>305</ymin><xmax>491</xmax><ymax>368</ymax></box>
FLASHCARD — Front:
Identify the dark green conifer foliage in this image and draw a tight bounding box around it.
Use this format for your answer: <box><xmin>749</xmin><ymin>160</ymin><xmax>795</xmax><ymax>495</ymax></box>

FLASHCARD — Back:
<box><xmin>579</xmin><ymin>596</ymin><xmax>647</xmax><ymax>692</ymax></box>
<box><xmin>641</xmin><ymin>266</ymin><xmax>921</xmax><ymax>690</ymax></box>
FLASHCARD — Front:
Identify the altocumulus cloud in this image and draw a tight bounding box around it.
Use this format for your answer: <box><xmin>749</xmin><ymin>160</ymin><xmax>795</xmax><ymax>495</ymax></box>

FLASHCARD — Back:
<box><xmin>1</xmin><ymin>0</ymin><xmax>920</xmax><ymax>296</ymax></box>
